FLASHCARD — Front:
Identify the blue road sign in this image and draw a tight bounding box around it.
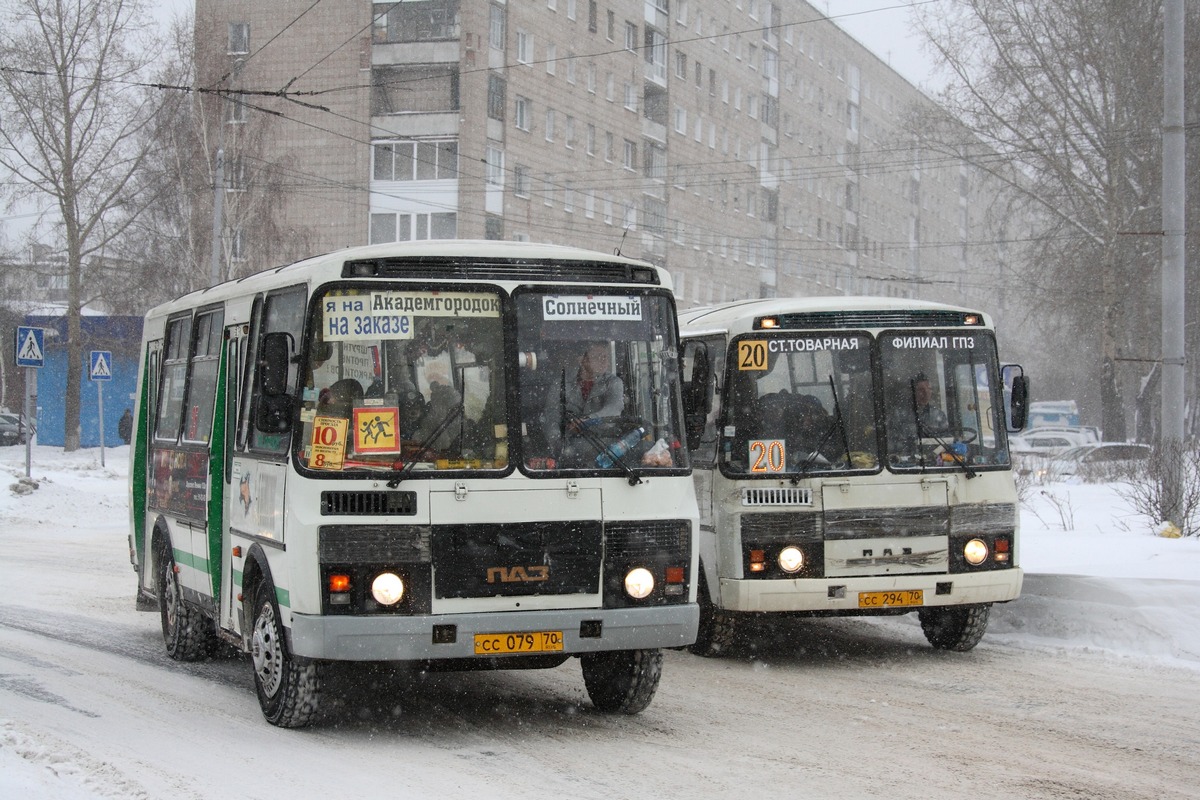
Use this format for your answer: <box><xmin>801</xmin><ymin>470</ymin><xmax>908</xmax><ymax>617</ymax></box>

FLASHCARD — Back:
<box><xmin>15</xmin><ymin>326</ymin><xmax>45</xmax><ymax>368</ymax></box>
<box><xmin>90</xmin><ymin>350</ymin><xmax>113</xmax><ymax>381</ymax></box>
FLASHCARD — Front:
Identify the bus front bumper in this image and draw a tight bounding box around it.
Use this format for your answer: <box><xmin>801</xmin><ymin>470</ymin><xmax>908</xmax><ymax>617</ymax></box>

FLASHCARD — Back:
<box><xmin>289</xmin><ymin>604</ymin><xmax>699</xmax><ymax>661</ymax></box>
<box><xmin>718</xmin><ymin>569</ymin><xmax>1024</xmax><ymax>614</ymax></box>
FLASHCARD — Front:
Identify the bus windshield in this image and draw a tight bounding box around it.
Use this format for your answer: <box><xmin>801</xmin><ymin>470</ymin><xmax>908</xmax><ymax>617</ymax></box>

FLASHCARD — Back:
<box><xmin>880</xmin><ymin>329</ymin><xmax>1010</xmax><ymax>471</ymax></box>
<box><xmin>516</xmin><ymin>290</ymin><xmax>687</xmax><ymax>474</ymax></box>
<box><xmin>721</xmin><ymin>332</ymin><xmax>877</xmax><ymax>476</ymax></box>
<box><xmin>299</xmin><ymin>286</ymin><xmax>508</xmax><ymax>473</ymax></box>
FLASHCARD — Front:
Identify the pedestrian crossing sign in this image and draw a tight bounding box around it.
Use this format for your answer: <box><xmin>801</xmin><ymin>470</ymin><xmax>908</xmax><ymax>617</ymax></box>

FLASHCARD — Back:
<box><xmin>90</xmin><ymin>350</ymin><xmax>113</xmax><ymax>381</ymax></box>
<box><xmin>15</xmin><ymin>326</ymin><xmax>45</xmax><ymax>368</ymax></box>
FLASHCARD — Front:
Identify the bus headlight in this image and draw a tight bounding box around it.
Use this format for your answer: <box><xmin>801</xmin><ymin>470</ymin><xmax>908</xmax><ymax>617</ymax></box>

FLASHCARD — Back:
<box><xmin>371</xmin><ymin>572</ymin><xmax>405</xmax><ymax>605</ymax></box>
<box><xmin>963</xmin><ymin>538</ymin><xmax>989</xmax><ymax>566</ymax></box>
<box><xmin>778</xmin><ymin>546</ymin><xmax>805</xmax><ymax>574</ymax></box>
<box><xmin>624</xmin><ymin>567</ymin><xmax>655</xmax><ymax>599</ymax></box>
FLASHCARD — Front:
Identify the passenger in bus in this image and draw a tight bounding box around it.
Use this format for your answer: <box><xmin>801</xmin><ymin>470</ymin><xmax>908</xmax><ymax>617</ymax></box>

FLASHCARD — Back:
<box><xmin>317</xmin><ymin>378</ymin><xmax>363</xmax><ymax>419</ymax></box>
<box><xmin>888</xmin><ymin>372</ymin><xmax>948</xmax><ymax>453</ymax></box>
<box><xmin>542</xmin><ymin>341</ymin><xmax>625</xmax><ymax>454</ymax></box>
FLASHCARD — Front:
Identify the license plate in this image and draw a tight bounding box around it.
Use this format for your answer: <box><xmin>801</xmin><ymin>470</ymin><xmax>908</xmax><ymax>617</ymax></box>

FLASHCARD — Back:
<box><xmin>474</xmin><ymin>630</ymin><xmax>564</xmax><ymax>655</ymax></box>
<box><xmin>858</xmin><ymin>589</ymin><xmax>924</xmax><ymax>609</ymax></box>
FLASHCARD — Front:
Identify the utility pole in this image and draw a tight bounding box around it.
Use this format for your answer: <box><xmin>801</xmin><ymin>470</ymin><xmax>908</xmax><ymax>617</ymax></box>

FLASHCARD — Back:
<box><xmin>1160</xmin><ymin>0</ymin><xmax>1186</xmax><ymax>524</ymax></box>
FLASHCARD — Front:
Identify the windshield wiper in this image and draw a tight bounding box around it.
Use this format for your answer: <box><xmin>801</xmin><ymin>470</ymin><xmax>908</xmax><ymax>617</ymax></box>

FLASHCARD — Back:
<box><xmin>789</xmin><ymin>376</ymin><xmax>855</xmax><ymax>484</ymax></box>
<box><xmin>386</xmin><ymin>399</ymin><xmax>464</xmax><ymax>488</ymax></box>
<box><xmin>908</xmin><ymin>379</ymin><xmax>976</xmax><ymax>479</ymax></box>
<box><xmin>565</xmin><ymin>411</ymin><xmax>644</xmax><ymax>486</ymax></box>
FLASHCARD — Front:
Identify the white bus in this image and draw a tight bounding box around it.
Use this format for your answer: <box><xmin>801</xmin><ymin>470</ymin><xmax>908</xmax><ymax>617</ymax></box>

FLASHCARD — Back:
<box><xmin>129</xmin><ymin>241</ymin><xmax>698</xmax><ymax>726</ymax></box>
<box><xmin>677</xmin><ymin>298</ymin><xmax>1028</xmax><ymax>654</ymax></box>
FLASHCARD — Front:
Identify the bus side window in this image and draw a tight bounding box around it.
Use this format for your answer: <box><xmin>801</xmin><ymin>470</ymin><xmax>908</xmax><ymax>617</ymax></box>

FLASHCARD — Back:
<box><xmin>154</xmin><ymin>315</ymin><xmax>191</xmax><ymax>443</ymax></box>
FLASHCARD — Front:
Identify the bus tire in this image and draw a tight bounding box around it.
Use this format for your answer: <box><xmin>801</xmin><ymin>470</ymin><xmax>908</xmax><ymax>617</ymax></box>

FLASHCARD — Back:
<box><xmin>250</xmin><ymin>578</ymin><xmax>322</xmax><ymax>728</ymax></box>
<box><xmin>688</xmin><ymin>573</ymin><xmax>737</xmax><ymax>657</ymax></box>
<box><xmin>157</xmin><ymin>541</ymin><xmax>213</xmax><ymax>661</ymax></box>
<box><xmin>581</xmin><ymin>648</ymin><xmax>662</xmax><ymax>714</ymax></box>
<box><xmin>918</xmin><ymin>603</ymin><xmax>991</xmax><ymax>652</ymax></box>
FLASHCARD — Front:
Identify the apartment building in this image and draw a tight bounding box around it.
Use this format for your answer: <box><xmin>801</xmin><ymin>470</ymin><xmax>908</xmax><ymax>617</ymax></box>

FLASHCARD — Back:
<box><xmin>195</xmin><ymin>0</ymin><xmax>1011</xmax><ymax>310</ymax></box>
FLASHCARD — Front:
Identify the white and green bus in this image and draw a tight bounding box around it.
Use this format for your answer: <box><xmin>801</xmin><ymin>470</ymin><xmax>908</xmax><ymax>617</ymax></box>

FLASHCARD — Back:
<box><xmin>129</xmin><ymin>241</ymin><xmax>698</xmax><ymax>726</ymax></box>
<box><xmin>677</xmin><ymin>298</ymin><xmax>1028</xmax><ymax>654</ymax></box>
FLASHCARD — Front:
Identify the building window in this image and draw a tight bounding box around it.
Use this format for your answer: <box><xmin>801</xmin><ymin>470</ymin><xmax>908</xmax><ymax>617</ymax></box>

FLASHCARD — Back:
<box><xmin>372</xmin><ymin>65</ymin><xmax>459</xmax><ymax>114</ymax></box>
<box><xmin>516</xmin><ymin>31</ymin><xmax>531</xmax><ymax>64</ymax></box>
<box><xmin>675</xmin><ymin>50</ymin><xmax>687</xmax><ymax>79</ymax></box>
<box><xmin>489</xmin><ymin>3</ymin><xmax>505</xmax><ymax>49</ymax></box>
<box><xmin>370</xmin><ymin>213</ymin><xmax>397</xmax><ymax>245</ymax></box>
<box><xmin>566</xmin><ymin>53</ymin><xmax>576</xmax><ymax>84</ymax></box>
<box><xmin>586</xmin><ymin>124</ymin><xmax>596</xmax><ymax>155</ymax></box>
<box><xmin>587</xmin><ymin>62</ymin><xmax>596</xmax><ymax>93</ymax></box>
<box><xmin>546</xmin><ymin>43</ymin><xmax>557</xmax><ymax>75</ymax></box>
<box><xmin>372</xmin><ymin>1</ymin><xmax>461</xmax><ymax>43</ymax></box>
<box><xmin>487</xmin><ymin>74</ymin><xmax>506</xmax><ymax>121</ymax></box>
<box><xmin>515</xmin><ymin>96</ymin><xmax>530</xmax><ymax>131</ymax></box>
<box><xmin>567</xmin><ymin>0</ymin><xmax>576</xmax><ymax>21</ymax></box>
<box><xmin>514</xmin><ymin>165</ymin><xmax>531</xmax><ymax>197</ymax></box>
<box><xmin>371</xmin><ymin>140</ymin><xmax>459</xmax><ymax>181</ymax></box>
<box><xmin>485</xmin><ymin>146</ymin><xmax>504</xmax><ymax>186</ymax></box>
<box><xmin>623</xmin><ymin>83</ymin><xmax>637</xmax><ymax>111</ymax></box>
<box><xmin>674</xmin><ymin>106</ymin><xmax>686</xmax><ymax>134</ymax></box>
<box><xmin>607</xmin><ymin>10</ymin><xmax>615</xmax><ymax>41</ymax></box>
<box><xmin>563</xmin><ymin>182</ymin><xmax>574</xmax><ymax>213</ymax></box>
<box><xmin>605</xmin><ymin>132</ymin><xmax>614</xmax><ymax>162</ymax></box>
<box><xmin>228</xmin><ymin>22</ymin><xmax>249</xmax><ymax>55</ymax></box>
<box><xmin>485</xmin><ymin>216</ymin><xmax>504</xmax><ymax>240</ymax></box>
<box><xmin>623</xmin><ymin>139</ymin><xmax>636</xmax><ymax>170</ymax></box>
<box><xmin>564</xmin><ymin>116</ymin><xmax>576</xmax><ymax>149</ymax></box>
<box><xmin>624</xmin><ymin>21</ymin><xmax>637</xmax><ymax>52</ymax></box>
<box><xmin>545</xmin><ymin>108</ymin><xmax>555</xmax><ymax>141</ymax></box>
<box><xmin>588</xmin><ymin>0</ymin><xmax>598</xmax><ymax>32</ymax></box>
<box><xmin>226</xmin><ymin>97</ymin><xmax>246</xmax><ymax>124</ymax></box>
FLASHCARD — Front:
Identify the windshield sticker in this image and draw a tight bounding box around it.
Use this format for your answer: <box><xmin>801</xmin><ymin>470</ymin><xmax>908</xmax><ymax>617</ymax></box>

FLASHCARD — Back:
<box><xmin>353</xmin><ymin>407</ymin><xmax>401</xmax><ymax>454</ymax></box>
<box><xmin>541</xmin><ymin>295</ymin><xmax>642</xmax><ymax>321</ymax></box>
<box><xmin>309</xmin><ymin>416</ymin><xmax>348</xmax><ymax>470</ymax></box>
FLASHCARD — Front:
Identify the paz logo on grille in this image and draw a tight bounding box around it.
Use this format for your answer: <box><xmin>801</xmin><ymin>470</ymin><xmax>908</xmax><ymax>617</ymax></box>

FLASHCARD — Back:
<box><xmin>486</xmin><ymin>565</ymin><xmax>550</xmax><ymax>583</ymax></box>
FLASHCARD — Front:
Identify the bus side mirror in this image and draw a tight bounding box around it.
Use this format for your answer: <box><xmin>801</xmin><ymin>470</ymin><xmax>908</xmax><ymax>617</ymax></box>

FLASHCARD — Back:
<box><xmin>260</xmin><ymin>332</ymin><xmax>292</xmax><ymax>397</ymax></box>
<box><xmin>256</xmin><ymin>332</ymin><xmax>294</xmax><ymax>433</ymax></box>
<box><xmin>1004</xmin><ymin>365</ymin><xmax>1029</xmax><ymax>431</ymax></box>
<box><xmin>681</xmin><ymin>343</ymin><xmax>712</xmax><ymax>449</ymax></box>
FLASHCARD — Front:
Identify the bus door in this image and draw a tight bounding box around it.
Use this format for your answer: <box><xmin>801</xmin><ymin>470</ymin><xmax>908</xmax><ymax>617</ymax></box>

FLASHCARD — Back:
<box><xmin>218</xmin><ymin>322</ymin><xmax>246</xmax><ymax>630</ymax></box>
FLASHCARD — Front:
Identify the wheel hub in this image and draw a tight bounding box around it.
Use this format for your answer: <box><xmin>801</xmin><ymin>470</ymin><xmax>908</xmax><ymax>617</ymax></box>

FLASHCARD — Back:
<box><xmin>251</xmin><ymin>603</ymin><xmax>283</xmax><ymax>697</ymax></box>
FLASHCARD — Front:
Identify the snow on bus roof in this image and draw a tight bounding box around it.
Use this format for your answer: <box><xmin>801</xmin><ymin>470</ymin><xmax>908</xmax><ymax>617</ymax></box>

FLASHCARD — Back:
<box><xmin>677</xmin><ymin>296</ymin><xmax>990</xmax><ymax>334</ymax></box>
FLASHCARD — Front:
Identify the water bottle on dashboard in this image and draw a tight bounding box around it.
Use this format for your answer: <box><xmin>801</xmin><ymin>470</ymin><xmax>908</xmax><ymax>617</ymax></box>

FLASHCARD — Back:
<box><xmin>595</xmin><ymin>426</ymin><xmax>647</xmax><ymax>468</ymax></box>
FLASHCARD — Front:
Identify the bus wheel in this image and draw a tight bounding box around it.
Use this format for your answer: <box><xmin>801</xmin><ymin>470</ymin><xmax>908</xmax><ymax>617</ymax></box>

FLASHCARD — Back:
<box><xmin>581</xmin><ymin>648</ymin><xmax>662</xmax><ymax>714</ymax></box>
<box><xmin>157</xmin><ymin>541</ymin><xmax>213</xmax><ymax>661</ymax></box>
<box><xmin>688</xmin><ymin>574</ymin><xmax>737</xmax><ymax>657</ymax></box>
<box><xmin>918</xmin><ymin>604</ymin><xmax>991</xmax><ymax>652</ymax></box>
<box><xmin>250</xmin><ymin>579</ymin><xmax>322</xmax><ymax>728</ymax></box>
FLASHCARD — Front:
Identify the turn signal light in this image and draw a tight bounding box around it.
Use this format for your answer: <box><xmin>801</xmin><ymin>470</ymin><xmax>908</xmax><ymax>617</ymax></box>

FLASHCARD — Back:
<box><xmin>328</xmin><ymin>574</ymin><xmax>351</xmax><ymax>593</ymax></box>
<box><xmin>665</xmin><ymin>566</ymin><xmax>686</xmax><ymax>584</ymax></box>
<box><xmin>749</xmin><ymin>548</ymin><xmax>766</xmax><ymax>572</ymax></box>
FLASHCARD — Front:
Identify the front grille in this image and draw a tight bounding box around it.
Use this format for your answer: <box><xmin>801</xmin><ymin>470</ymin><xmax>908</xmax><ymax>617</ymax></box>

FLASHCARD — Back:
<box><xmin>742</xmin><ymin>487</ymin><xmax>813</xmax><ymax>506</ymax></box>
<box><xmin>824</xmin><ymin>506</ymin><xmax>949</xmax><ymax>540</ymax></box>
<box><xmin>740</xmin><ymin>512</ymin><xmax>823</xmax><ymax>543</ymax></box>
<box><xmin>431</xmin><ymin>521</ymin><xmax>604</xmax><ymax>599</ymax></box>
<box><xmin>321</xmin><ymin>490</ymin><xmax>417</xmax><ymax>516</ymax></box>
<box><xmin>319</xmin><ymin>525</ymin><xmax>431</xmax><ymax>563</ymax></box>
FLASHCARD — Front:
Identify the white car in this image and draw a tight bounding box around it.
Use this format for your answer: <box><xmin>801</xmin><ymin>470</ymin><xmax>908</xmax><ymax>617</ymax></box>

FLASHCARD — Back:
<box><xmin>1053</xmin><ymin>442</ymin><xmax>1152</xmax><ymax>481</ymax></box>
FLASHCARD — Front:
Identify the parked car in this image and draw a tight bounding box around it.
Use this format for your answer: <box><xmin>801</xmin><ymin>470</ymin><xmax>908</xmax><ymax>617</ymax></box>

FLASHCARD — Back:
<box><xmin>0</xmin><ymin>412</ymin><xmax>29</xmax><ymax>446</ymax></box>
<box><xmin>1053</xmin><ymin>442</ymin><xmax>1152</xmax><ymax>482</ymax></box>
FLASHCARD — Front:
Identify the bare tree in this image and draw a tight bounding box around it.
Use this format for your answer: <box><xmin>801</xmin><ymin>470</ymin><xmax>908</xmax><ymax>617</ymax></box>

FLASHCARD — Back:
<box><xmin>908</xmin><ymin>0</ymin><xmax>1193</xmax><ymax>440</ymax></box>
<box><xmin>0</xmin><ymin>0</ymin><xmax>167</xmax><ymax>450</ymax></box>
